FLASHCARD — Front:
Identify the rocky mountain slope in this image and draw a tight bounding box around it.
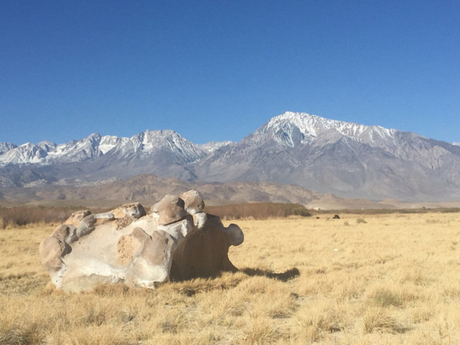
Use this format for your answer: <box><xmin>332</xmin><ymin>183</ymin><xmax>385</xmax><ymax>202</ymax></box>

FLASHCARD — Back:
<box><xmin>194</xmin><ymin>112</ymin><xmax>460</xmax><ymax>201</ymax></box>
<box><xmin>1</xmin><ymin>111</ymin><xmax>460</xmax><ymax>202</ymax></box>
<box><xmin>0</xmin><ymin>173</ymin><xmax>400</xmax><ymax>210</ymax></box>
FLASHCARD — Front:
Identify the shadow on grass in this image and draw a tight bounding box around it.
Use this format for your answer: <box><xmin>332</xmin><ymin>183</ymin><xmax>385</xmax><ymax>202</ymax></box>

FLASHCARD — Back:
<box><xmin>241</xmin><ymin>267</ymin><xmax>300</xmax><ymax>282</ymax></box>
<box><xmin>167</xmin><ymin>268</ymin><xmax>300</xmax><ymax>296</ymax></box>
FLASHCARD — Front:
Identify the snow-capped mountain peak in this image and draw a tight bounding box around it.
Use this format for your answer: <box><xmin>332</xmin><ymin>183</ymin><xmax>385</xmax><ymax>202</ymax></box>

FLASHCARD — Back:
<box><xmin>0</xmin><ymin>129</ymin><xmax>207</xmax><ymax>167</ymax></box>
<box><xmin>0</xmin><ymin>142</ymin><xmax>46</xmax><ymax>165</ymax></box>
<box><xmin>265</xmin><ymin>111</ymin><xmax>398</xmax><ymax>144</ymax></box>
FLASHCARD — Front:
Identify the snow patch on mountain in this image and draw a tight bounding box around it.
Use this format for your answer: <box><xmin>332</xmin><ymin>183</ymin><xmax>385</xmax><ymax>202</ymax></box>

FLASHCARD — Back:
<box><xmin>0</xmin><ymin>142</ymin><xmax>17</xmax><ymax>155</ymax></box>
<box><xmin>98</xmin><ymin>135</ymin><xmax>129</xmax><ymax>154</ymax></box>
<box><xmin>199</xmin><ymin>141</ymin><xmax>234</xmax><ymax>153</ymax></box>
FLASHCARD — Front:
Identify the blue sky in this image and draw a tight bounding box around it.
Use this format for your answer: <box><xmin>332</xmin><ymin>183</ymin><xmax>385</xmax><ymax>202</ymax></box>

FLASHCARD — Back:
<box><xmin>1</xmin><ymin>1</ymin><xmax>459</xmax><ymax>145</ymax></box>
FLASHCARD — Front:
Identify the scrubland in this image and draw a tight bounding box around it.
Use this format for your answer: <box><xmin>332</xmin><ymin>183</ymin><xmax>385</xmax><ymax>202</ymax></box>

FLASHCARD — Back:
<box><xmin>1</xmin><ymin>212</ymin><xmax>460</xmax><ymax>344</ymax></box>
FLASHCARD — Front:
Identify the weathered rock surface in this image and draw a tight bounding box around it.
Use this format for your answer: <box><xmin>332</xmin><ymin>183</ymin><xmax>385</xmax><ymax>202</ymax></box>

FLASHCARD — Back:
<box><xmin>39</xmin><ymin>190</ymin><xmax>244</xmax><ymax>292</ymax></box>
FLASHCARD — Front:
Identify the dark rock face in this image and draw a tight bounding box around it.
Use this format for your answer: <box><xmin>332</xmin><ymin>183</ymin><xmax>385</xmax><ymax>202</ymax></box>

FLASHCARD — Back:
<box><xmin>170</xmin><ymin>214</ymin><xmax>242</xmax><ymax>281</ymax></box>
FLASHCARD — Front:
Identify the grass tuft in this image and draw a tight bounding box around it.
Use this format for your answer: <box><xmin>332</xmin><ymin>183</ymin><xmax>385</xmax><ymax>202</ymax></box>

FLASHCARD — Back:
<box><xmin>369</xmin><ymin>288</ymin><xmax>404</xmax><ymax>307</ymax></box>
<box><xmin>363</xmin><ymin>308</ymin><xmax>410</xmax><ymax>334</ymax></box>
<box><xmin>243</xmin><ymin>316</ymin><xmax>280</xmax><ymax>344</ymax></box>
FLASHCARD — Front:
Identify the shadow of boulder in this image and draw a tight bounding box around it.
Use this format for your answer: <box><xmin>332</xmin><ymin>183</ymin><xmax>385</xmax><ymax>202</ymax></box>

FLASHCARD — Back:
<box><xmin>241</xmin><ymin>267</ymin><xmax>300</xmax><ymax>282</ymax></box>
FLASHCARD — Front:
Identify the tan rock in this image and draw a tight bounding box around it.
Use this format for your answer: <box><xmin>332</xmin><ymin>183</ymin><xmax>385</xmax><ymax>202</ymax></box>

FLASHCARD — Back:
<box><xmin>180</xmin><ymin>190</ymin><xmax>205</xmax><ymax>215</ymax></box>
<box><xmin>151</xmin><ymin>194</ymin><xmax>188</xmax><ymax>225</ymax></box>
<box><xmin>110</xmin><ymin>202</ymin><xmax>146</xmax><ymax>219</ymax></box>
<box><xmin>39</xmin><ymin>236</ymin><xmax>70</xmax><ymax>273</ymax></box>
<box><xmin>64</xmin><ymin>210</ymin><xmax>92</xmax><ymax>227</ymax></box>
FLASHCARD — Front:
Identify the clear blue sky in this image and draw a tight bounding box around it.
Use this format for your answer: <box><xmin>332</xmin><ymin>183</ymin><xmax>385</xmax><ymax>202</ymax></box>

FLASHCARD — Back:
<box><xmin>1</xmin><ymin>1</ymin><xmax>459</xmax><ymax>145</ymax></box>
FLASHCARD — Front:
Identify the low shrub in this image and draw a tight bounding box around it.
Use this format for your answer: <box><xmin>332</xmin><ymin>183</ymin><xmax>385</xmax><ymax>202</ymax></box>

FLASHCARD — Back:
<box><xmin>0</xmin><ymin>206</ymin><xmax>109</xmax><ymax>228</ymax></box>
<box><xmin>0</xmin><ymin>202</ymin><xmax>310</xmax><ymax>227</ymax></box>
<box><xmin>204</xmin><ymin>202</ymin><xmax>310</xmax><ymax>220</ymax></box>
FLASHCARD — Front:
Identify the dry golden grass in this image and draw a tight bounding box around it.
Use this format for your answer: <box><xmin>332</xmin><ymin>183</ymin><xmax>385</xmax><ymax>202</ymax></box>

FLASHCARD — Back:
<box><xmin>1</xmin><ymin>213</ymin><xmax>460</xmax><ymax>344</ymax></box>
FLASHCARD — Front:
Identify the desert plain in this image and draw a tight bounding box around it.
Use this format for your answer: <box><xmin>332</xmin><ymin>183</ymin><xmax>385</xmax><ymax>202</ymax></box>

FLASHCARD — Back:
<box><xmin>1</xmin><ymin>211</ymin><xmax>460</xmax><ymax>344</ymax></box>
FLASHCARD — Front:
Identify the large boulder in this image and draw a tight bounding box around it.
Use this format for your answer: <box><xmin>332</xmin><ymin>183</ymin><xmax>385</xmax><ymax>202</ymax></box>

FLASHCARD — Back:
<box><xmin>40</xmin><ymin>195</ymin><xmax>192</xmax><ymax>292</ymax></box>
<box><xmin>39</xmin><ymin>191</ymin><xmax>244</xmax><ymax>291</ymax></box>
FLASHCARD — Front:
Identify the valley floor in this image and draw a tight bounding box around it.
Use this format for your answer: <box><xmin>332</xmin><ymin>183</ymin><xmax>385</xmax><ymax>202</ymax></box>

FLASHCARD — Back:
<box><xmin>1</xmin><ymin>213</ymin><xmax>460</xmax><ymax>344</ymax></box>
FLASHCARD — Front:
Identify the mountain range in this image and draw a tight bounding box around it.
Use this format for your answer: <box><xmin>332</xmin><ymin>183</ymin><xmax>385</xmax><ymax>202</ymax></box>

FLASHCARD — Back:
<box><xmin>1</xmin><ymin>111</ymin><xmax>460</xmax><ymax>202</ymax></box>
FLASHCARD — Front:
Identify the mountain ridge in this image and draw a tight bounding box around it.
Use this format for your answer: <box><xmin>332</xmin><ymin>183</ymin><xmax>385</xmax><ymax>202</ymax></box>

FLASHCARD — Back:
<box><xmin>1</xmin><ymin>111</ymin><xmax>460</xmax><ymax>202</ymax></box>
